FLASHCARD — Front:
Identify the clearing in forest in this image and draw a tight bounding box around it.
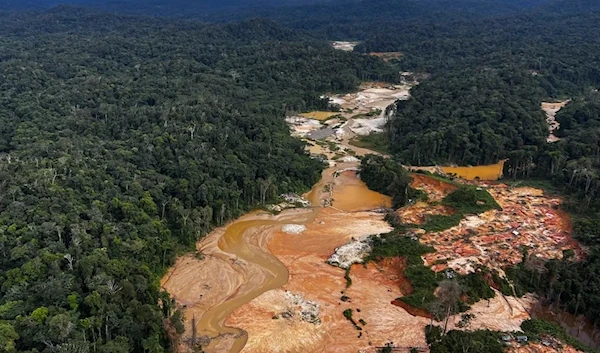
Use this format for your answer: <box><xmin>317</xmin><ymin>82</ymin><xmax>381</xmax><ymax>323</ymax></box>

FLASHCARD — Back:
<box><xmin>542</xmin><ymin>100</ymin><xmax>570</xmax><ymax>143</ymax></box>
<box><xmin>300</xmin><ymin>111</ymin><xmax>339</xmax><ymax>121</ymax></box>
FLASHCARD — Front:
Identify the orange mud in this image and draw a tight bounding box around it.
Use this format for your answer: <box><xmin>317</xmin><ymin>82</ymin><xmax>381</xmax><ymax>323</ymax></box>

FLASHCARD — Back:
<box><xmin>226</xmin><ymin>207</ymin><xmax>428</xmax><ymax>353</ymax></box>
<box><xmin>332</xmin><ymin>171</ymin><xmax>391</xmax><ymax>212</ymax></box>
<box><xmin>397</xmin><ymin>202</ymin><xmax>455</xmax><ymax>225</ymax></box>
<box><xmin>441</xmin><ymin>161</ymin><xmax>506</xmax><ymax>181</ymax></box>
<box><xmin>410</xmin><ymin>173</ymin><xmax>458</xmax><ymax>202</ymax></box>
<box><xmin>391</xmin><ymin>300</ymin><xmax>431</xmax><ymax>319</ymax></box>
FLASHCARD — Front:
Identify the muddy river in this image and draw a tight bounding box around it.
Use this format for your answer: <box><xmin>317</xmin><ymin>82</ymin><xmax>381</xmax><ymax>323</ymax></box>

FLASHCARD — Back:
<box><xmin>194</xmin><ymin>210</ymin><xmax>319</xmax><ymax>353</ymax></box>
<box><xmin>531</xmin><ymin>302</ymin><xmax>600</xmax><ymax>349</ymax></box>
<box><xmin>162</xmin><ymin>83</ymin><xmax>591</xmax><ymax>352</ymax></box>
<box><xmin>332</xmin><ymin>171</ymin><xmax>391</xmax><ymax>211</ymax></box>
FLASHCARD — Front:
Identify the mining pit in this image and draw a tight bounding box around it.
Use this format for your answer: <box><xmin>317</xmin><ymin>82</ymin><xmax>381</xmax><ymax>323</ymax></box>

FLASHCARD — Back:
<box><xmin>162</xmin><ymin>84</ymin><xmax>589</xmax><ymax>353</ymax></box>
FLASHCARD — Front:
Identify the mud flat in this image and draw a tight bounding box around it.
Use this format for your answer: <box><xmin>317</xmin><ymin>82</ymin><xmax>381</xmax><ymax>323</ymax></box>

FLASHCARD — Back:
<box><xmin>225</xmin><ymin>207</ymin><xmax>425</xmax><ymax>353</ymax></box>
<box><xmin>163</xmin><ymin>83</ymin><xmax>586</xmax><ymax>353</ymax></box>
<box><xmin>161</xmin><ymin>208</ymin><xmax>318</xmax><ymax>353</ymax></box>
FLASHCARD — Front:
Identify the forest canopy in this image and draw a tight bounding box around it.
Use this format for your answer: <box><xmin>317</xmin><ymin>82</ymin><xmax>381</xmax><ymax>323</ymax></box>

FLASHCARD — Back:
<box><xmin>0</xmin><ymin>10</ymin><xmax>395</xmax><ymax>352</ymax></box>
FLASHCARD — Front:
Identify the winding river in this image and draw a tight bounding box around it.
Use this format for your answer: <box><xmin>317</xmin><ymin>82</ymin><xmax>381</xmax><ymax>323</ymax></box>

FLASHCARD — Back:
<box><xmin>162</xmin><ymin>85</ymin><xmax>594</xmax><ymax>352</ymax></box>
<box><xmin>198</xmin><ymin>212</ymin><xmax>317</xmax><ymax>353</ymax></box>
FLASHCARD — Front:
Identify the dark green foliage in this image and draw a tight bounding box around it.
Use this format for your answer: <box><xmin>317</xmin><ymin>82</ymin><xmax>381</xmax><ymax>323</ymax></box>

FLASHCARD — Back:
<box><xmin>458</xmin><ymin>272</ymin><xmax>495</xmax><ymax>304</ymax></box>
<box><xmin>504</xmin><ymin>96</ymin><xmax>600</xmax><ymax>328</ymax></box>
<box><xmin>360</xmin><ymin>155</ymin><xmax>423</xmax><ymax>208</ymax></box>
<box><xmin>442</xmin><ymin>186</ymin><xmax>501</xmax><ymax>215</ymax></box>
<box><xmin>521</xmin><ymin>319</ymin><xmax>598</xmax><ymax>353</ymax></box>
<box><xmin>344</xmin><ymin>268</ymin><xmax>352</xmax><ymax>288</ymax></box>
<box><xmin>0</xmin><ymin>9</ymin><xmax>398</xmax><ymax>352</ymax></box>
<box><xmin>427</xmin><ymin>327</ymin><xmax>504</xmax><ymax>353</ymax></box>
<box><xmin>386</xmin><ymin>69</ymin><xmax>548</xmax><ymax>166</ymax></box>
<box><xmin>342</xmin><ymin>309</ymin><xmax>361</xmax><ymax>331</ymax></box>
<box><xmin>491</xmin><ymin>272</ymin><xmax>513</xmax><ymax>297</ymax></box>
<box><xmin>366</xmin><ymin>232</ymin><xmax>440</xmax><ymax>310</ymax></box>
<box><xmin>418</xmin><ymin>214</ymin><xmax>464</xmax><ymax>233</ymax></box>
<box><xmin>349</xmin><ymin>133</ymin><xmax>389</xmax><ymax>154</ymax></box>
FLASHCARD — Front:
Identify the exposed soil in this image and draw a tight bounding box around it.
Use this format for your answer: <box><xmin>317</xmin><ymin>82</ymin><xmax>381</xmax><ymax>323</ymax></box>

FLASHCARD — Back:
<box><xmin>447</xmin><ymin>290</ymin><xmax>536</xmax><ymax>332</ymax></box>
<box><xmin>163</xmin><ymin>84</ymin><xmax>585</xmax><ymax>353</ymax></box>
<box><xmin>331</xmin><ymin>41</ymin><xmax>359</xmax><ymax>51</ymax></box>
<box><xmin>225</xmin><ymin>207</ymin><xmax>427</xmax><ymax>353</ymax></box>
<box><xmin>410</xmin><ymin>173</ymin><xmax>458</xmax><ymax>202</ymax></box>
<box><xmin>391</xmin><ymin>300</ymin><xmax>432</xmax><ymax>319</ymax></box>
<box><xmin>542</xmin><ymin>100</ymin><xmax>570</xmax><ymax>143</ymax></box>
<box><xmin>397</xmin><ymin>202</ymin><xmax>455</xmax><ymax>225</ymax></box>
<box><xmin>420</xmin><ymin>185</ymin><xmax>583</xmax><ymax>275</ymax></box>
<box><xmin>369</xmin><ymin>52</ymin><xmax>403</xmax><ymax>62</ymax></box>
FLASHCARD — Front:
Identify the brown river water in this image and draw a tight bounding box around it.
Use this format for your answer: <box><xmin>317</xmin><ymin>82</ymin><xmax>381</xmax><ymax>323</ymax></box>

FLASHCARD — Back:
<box><xmin>531</xmin><ymin>302</ymin><xmax>600</xmax><ymax>349</ymax></box>
<box><xmin>441</xmin><ymin>160</ymin><xmax>506</xmax><ymax>181</ymax></box>
<box><xmin>187</xmin><ymin>169</ymin><xmax>389</xmax><ymax>352</ymax></box>
<box><xmin>198</xmin><ymin>212</ymin><xmax>318</xmax><ymax>353</ymax></box>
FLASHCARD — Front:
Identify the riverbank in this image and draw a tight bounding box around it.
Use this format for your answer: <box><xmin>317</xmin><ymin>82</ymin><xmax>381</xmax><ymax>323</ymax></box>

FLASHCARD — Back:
<box><xmin>162</xmin><ymin>83</ymin><xmax>590</xmax><ymax>353</ymax></box>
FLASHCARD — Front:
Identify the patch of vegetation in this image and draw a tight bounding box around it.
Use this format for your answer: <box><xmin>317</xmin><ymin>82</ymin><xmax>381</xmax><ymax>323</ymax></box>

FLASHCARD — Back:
<box><xmin>320</xmin><ymin>114</ymin><xmax>347</xmax><ymax>124</ymax></box>
<box><xmin>326</xmin><ymin>141</ymin><xmax>341</xmax><ymax>152</ymax></box>
<box><xmin>459</xmin><ymin>272</ymin><xmax>495</xmax><ymax>304</ymax></box>
<box><xmin>360</xmin><ymin>154</ymin><xmax>424</xmax><ymax>208</ymax></box>
<box><xmin>351</xmin><ymin>108</ymin><xmax>382</xmax><ymax>119</ymax></box>
<box><xmin>521</xmin><ymin>319</ymin><xmax>599</xmax><ymax>353</ymax></box>
<box><xmin>349</xmin><ymin>133</ymin><xmax>389</xmax><ymax>154</ymax></box>
<box><xmin>342</xmin><ymin>309</ymin><xmax>362</xmax><ymax>331</ymax></box>
<box><xmin>344</xmin><ymin>268</ymin><xmax>353</xmax><ymax>288</ymax></box>
<box><xmin>419</xmin><ymin>213</ymin><xmax>464</xmax><ymax>233</ymax></box>
<box><xmin>426</xmin><ymin>326</ymin><xmax>504</xmax><ymax>353</ymax></box>
<box><xmin>442</xmin><ymin>186</ymin><xmax>501</xmax><ymax>214</ymax></box>
<box><xmin>413</xmin><ymin>170</ymin><xmax>460</xmax><ymax>185</ymax></box>
<box><xmin>389</xmin><ymin>184</ymin><xmax>501</xmax><ymax>233</ymax></box>
<box><xmin>366</xmin><ymin>232</ymin><xmax>440</xmax><ymax>310</ymax></box>
<box><xmin>491</xmin><ymin>271</ymin><xmax>513</xmax><ymax>296</ymax></box>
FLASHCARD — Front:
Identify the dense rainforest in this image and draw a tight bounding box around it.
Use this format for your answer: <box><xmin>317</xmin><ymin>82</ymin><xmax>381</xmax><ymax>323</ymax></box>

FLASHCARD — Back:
<box><xmin>348</xmin><ymin>0</ymin><xmax>600</xmax><ymax>333</ymax></box>
<box><xmin>0</xmin><ymin>9</ymin><xmax>398</xmax><ymax>353</ymax></box>
<box><xmin>3</xmin><ymin>0</ymin><xmax>600</xmax><ymax>351</ymax></box>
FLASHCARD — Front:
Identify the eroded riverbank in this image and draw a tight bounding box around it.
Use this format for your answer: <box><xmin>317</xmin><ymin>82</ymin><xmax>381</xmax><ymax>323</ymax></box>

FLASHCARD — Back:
<box><xmin>162</xmin><ymin>84</ymin><xmax>590</xmax><ymax>353</ymax></box>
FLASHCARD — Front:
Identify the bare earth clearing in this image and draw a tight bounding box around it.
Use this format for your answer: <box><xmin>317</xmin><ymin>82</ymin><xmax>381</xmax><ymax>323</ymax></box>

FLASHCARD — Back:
<box><xmin>542</xmin><ymin>100</ymin><xmax>570</xmax><ymax>143</ymax></box>
<box><xmin>162</xmin><ymin>85</ymin><xmax>586</xmax><ymax>353</ymax></box>
<box><xmin>331</xmin><ymin>41</ymin><xmax>360</xmax><ymax>51</ymax></box>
